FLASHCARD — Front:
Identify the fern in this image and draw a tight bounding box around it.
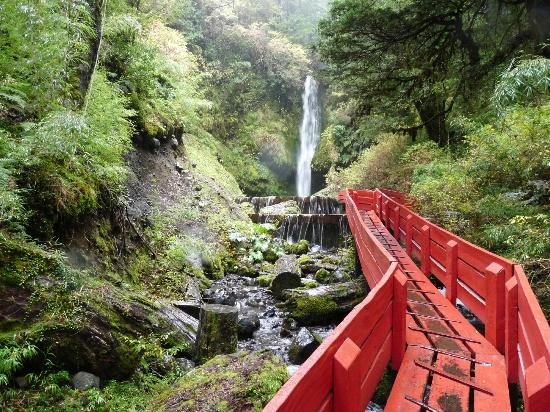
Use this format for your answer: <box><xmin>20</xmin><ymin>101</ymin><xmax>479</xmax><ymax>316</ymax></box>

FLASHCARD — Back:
<box><xmin>0</xmin><ymin>344</ymin><xmax>37</xmax><ymax>386</ymax></box>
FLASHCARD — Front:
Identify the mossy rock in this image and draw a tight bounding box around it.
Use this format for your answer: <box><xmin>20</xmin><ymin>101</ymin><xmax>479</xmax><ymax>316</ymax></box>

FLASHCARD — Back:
<box><xmin>283</xmin><ymin>240</ymin><xmax>309</xmax><ymax>255</ymax></box>
<box><xmin>256</xmin><ymin>274</ymin><xmax>275</xmax><ymax>287</ymax></box>
<box><xmin>321</xmin><ymin>256</ymin><xmax>340</xmax><ymax>266</ymax></box>
<box><xmin>314</xmin><ymin>268</ymin><xmax>332</xmax><ymax>284</ymax></box>
<box><xmin>283</xmin><ymin>279</ymin><xmax>367</xmax><ymax>325</ymax></box>
<box><xmin>148</xmin><ymin>350</ymin><xmax>288</xmax><ymax>411</ymax></box>
<box><xmin>297</xmin><ymin>255</ymin><xmax>313</xmax><ymax>266</ymax></box>
<box><xmin>301</xmin><ymin>279</ymin><xmax>317</xmax><ymax>289</ymax></box>
<box><xmin>263</xmin><ymin>248</ymin><xmax>280</xmax><ymax>264</ymax></box>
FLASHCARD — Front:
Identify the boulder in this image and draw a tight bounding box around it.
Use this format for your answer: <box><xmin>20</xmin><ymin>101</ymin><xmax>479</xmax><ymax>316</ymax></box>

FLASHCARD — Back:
<box><xmin>32</xmin><ymin>288</ymin><xmax>199</xmax><ymax>380</ymax></box>
<box><xmin>238</xmin><ymin>312</ymin><xmax>261</xmax><ymax>339</ymax></box>
<box><xmin>280</xmin><ymin>317</ymin><xmax>299</xmax><ymax>337</ymax></box>
<box><xmin>283</xmin><ymin>279</ymin><xmax>368</xmax><ymax>325</ymax></box>
<box><xmin>283</xmin><ymin>240</ymin><xmax>310</xmax><ymax>255</ymax></box>
<box><xmin>72</xmin><ymin>371</ymin><xmax>100</xmax><ymax>391</ymax></box>
<box><xmin>270</xmin><ymin>272</ymin><xmax>301</xmax><ymax>299</ymax></box>
<box><xmin>195</xmin><ymin>304</ymin><xmax>239</xmax><ymax>364</ymax></box>
<box><xmin>288</xmin><ymin>328</ymin><xmax>320</xmax><ymax>364</ymax></box>
<box><xmin>147</xmin><ymin>351</ymin><xmax>288</xmax><ymax>412</ymax></box>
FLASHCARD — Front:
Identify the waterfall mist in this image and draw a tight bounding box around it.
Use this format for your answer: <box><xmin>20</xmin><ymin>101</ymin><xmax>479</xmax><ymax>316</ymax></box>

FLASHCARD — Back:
<box><xmin>296</xmin><ymin>76</ymin><xmax>321</xmax><ymax>197</ymax></box>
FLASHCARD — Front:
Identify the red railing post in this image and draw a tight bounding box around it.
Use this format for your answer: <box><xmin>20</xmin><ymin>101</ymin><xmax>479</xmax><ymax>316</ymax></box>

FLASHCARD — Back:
<box><xmin>485</xmin><ymin>262</ymin><xmax>506</xmax><ymax>354</ymax></box>
<box><xmin>445</xmin><ymin>240</ymin><xmax>458</xmax><ymax>305</ymax></box>
<box><xmin>524</xmin><ymin>358</ymin><xmax>550</xmax><ymax>412</ymax></box>
<box><xmin>420</xmin><ymin>225</ymin><xmax>431</xmax><ymax>275</ymax></box>
<box><xmin>392</xmin><ymin>269</ymin><xmax>407</xmax><ymax>370</ymax></box>
<box><xmin>383</xmin><ymin>200</ymin><xmax>389</xmax><ymax>226</ymax></box>
<box><xmin>376</xmin><ymin>192</ymin><xmax>382</xmax><ymax>217</ymax></box>
<box><xmin>405</xmin><ymin>215</ymin><xmax>413</xmax><ymax>255</ymax></box>
<box><xmin>393</xmin><ymin>206</ymin><xmax>400</xmax><ymax>240</ymax></box>
<box><xmin>334</xmin><ymin>338</ymin><xmax>362</xmax><ymax>412</ymax></box>
<box><xmin>505</xmin><ymin>276</ymin><xmax>518</xmax><ymax>383</ymax></box>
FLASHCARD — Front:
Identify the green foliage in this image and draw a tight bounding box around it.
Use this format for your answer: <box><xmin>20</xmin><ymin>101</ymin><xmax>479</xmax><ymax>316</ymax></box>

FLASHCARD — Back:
<box><xmin>0</xmin><ymin>344</ymin><xmax>37</xmax><ymax>386</ymax></box>
<box><xmin>327</xmin><ymin>133</ymin><xmax>410</xmax><ymax>190</ymax></box>
<box><xmin>102</xmin><ymin>16</ymin><xmax>207</xmax><ymax>137</ymax></box>
<box><xmin>492</xmin><ymin>57</ymin><xmax>550</xmax><ymax>112</ymax></box>
<box><xmin>14</xmin><ymin>74</ymin><xmax>132</xmax><ymax>221</ymax></box>
<box><xmin>0</xmin><ymin>0</ymin><xmax>93</xmax><ymax>118</ymax></box>
<box><xmin>284</xmin><ymin>240</ymin><xmax>310</xmax><ymax>255</ymax></box>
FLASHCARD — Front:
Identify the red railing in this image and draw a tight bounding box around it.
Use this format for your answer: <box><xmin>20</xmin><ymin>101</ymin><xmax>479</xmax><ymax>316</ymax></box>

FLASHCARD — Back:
<box><xmin>266</xmin><ymin>188</ymin><xmax>549</xmax><ymax>412</ymax></box>
<box><xmin>265</xmin><ymin>190</ymin><xmax>408</xmax><ymax>412</ymax></box>
<box><xmin>351</xmin><ymin>188</ymin><xmax>550</xmax><ymax>411</ymax></box>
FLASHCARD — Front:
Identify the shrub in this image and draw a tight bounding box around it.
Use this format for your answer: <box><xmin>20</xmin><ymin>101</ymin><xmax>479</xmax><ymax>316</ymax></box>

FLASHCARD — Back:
<box><xmin>14</xmin><ymin>72</ymin><xmax>131</xmax><ymax>221</ymax></box>
<box><xmin>327</xmin><ymin>133</ymin><xmax>409</xmax><ymax>189</ymax></box>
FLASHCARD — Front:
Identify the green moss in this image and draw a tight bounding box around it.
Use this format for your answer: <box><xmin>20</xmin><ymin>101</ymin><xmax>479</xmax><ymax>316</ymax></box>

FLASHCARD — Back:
<box><xmin>314</xmin><ymin>268</ymin><xmax>332</xmax><ymax>283</ymax></box>
<box><xmin>148</xmin><ymin>351</ymin><xmax>287</xmax><ymax>411</ymax></box>
<box><xmin>321</xmin><ymin>256</ymin><xmax>340</xmax><ymax>265</ymax></box>
<box><xmin>290</xmin><ymin>296</ymin><xmax>339</xmax><ymax>325</ymax></box>
<box><xmin>256</xmin><ymin>274</ymin><xmax>275</xmax><ymax>287</ymax></box>
<box><xmin>245</xmin><ymin>356</ymin><xmax>289</xmax><ymax>408</ymax></box>
<box><xmin>301</xmin><ymin>279</ymin><xmax>317</xmax><ymax>288</ymax></box>
<box><xmin>297</xmin><ymin>255</ymin><xmax>313</xmax><ymax>265</ymax></box>
<box><xmin>284</xmin><ymin>240</ymin><xmax>309</xmax><ymax>255</ymax></box>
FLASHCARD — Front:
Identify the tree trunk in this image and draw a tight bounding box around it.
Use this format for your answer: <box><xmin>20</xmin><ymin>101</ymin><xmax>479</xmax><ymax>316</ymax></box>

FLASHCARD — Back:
<box><xmin>414</xmin><ymin>90</ymin><xmax>448</xmax><ymax>146</ymax></box>
<box><xmin>80</xmin><ymin>0</ymin><xmax>105</xmax><ymax>108</ymax></box>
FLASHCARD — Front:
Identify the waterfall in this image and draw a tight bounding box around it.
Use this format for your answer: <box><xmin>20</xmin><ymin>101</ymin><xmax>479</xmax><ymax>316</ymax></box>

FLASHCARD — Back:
<box><xmin>296</xmin><ymin>76</ymin><xmax>321</xmax><ymax>197</ymax></box>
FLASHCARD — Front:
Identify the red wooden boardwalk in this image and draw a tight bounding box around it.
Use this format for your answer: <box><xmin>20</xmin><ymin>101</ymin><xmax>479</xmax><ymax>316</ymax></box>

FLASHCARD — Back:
<box><xmin>364</xmin><ymin>210</ymin><xmax>509</xmax><ymax>411</ymax></box>
<box><xmin>264</xmin><ymin>189</ymin><xmax>550</xmax><ymax>412</ymax></box>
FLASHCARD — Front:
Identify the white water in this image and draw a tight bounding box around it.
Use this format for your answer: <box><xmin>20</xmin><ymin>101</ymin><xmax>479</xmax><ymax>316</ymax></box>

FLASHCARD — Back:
<box><xmin>296</xmin><ymin>76</ymin><xmax>321</xmax><ymax>197</ymax></box>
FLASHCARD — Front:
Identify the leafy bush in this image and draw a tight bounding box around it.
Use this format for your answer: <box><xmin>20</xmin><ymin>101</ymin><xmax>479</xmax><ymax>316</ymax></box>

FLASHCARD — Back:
<box><xmin>327</xmin><ymin>133</ymin><xmax>409</xmax><ymax>189</ymax></box>
<box><xmin>0</xmin><ymin>344</ymin><xmax>37</xmax><ymax>386</ymax></box>
<box><xmin>14</xmin><ymin>72</ymin><xmax>131</xmax><ymax>221</ymax></box>
<box><xmin>103</xmin><ymin>16</ymin><xmax>207</xmax><ymax>137</ymax></box>
<box><xmin>492</xmin><ymin>57</ymin><xmax>550</xmax><ymax>112</ymax></box>
<box><xmin>0</xmin><ymin>0</ymin><xmax>92</xmax><ymax>117</ymax></box>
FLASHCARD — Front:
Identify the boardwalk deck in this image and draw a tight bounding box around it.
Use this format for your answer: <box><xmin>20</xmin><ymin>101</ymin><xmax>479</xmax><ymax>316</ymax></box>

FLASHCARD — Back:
<box><xmin>362</xmin><ymin>210</ymin><xmax>510</xmax><ymax>411</ymax></box>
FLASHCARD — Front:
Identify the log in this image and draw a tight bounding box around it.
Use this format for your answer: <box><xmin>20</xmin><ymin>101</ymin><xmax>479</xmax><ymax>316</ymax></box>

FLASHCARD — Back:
<box><xmin>195</xmin><ymin>304</ymin><xmax>238</xmax><ymax>364</ymax></box>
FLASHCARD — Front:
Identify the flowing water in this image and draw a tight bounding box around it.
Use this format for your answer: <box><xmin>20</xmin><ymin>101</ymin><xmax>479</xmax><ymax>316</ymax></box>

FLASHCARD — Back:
<box><xmin>296</xmin><ymin>76</ymin><xmax>321</xmax><ymax>197</ymax></box>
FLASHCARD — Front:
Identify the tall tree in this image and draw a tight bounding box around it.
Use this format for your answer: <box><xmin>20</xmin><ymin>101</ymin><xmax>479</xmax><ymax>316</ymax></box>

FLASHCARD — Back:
<box><xmin>318</xmin><ymin>0</ymin><xmax>538</xmax><ymax>145</ymax></box>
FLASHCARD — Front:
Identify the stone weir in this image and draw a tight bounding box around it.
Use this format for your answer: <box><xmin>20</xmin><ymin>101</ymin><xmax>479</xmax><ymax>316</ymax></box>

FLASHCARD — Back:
<box><xmin>237</xmin><ymin>196</ymin><xmax>343</xmax><ymax>215</ymax></box>
<box><xmin>238</xmin><ymin>196</ymin><xmax>349</xmax><ymax>249</ymax></box>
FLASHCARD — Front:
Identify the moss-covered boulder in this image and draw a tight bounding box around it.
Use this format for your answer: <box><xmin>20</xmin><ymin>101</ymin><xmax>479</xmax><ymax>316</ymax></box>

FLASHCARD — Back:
<box><xmin>256</xmin><ymin>274</ymin><xmax>275</xmax><ymax>287</ymax></box>
<box><xmin>148</xmin><ymin>350</ymin><xmax>288</xmax><ymax>411</ymax></box>
<box><xmin>284</xmin><ymin>240</ymin><xmax>309</xmax><ymax>255</ymax></box>
<box><xmin>282</xmin><ymin>279</ymin><xmax>367</xmax><ymax>325</ymax></box>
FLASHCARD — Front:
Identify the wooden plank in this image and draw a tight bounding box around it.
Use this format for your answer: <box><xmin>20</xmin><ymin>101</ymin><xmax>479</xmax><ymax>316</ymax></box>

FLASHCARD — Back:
<box><xmin>393</xmin><ymin>270</ymin><xmax>408</xmax><ymax>369</ymax></box>
<box><xmin>505</xmin><ymin>276</ymin><xmax>519</xmax><ymax>383</ymax></box>
<box><xmin>519</xmin><ymin>314</ymin><xmax>536</xmax><ymax>373</ymax></box>
<box><xmin>485</xmin><ymin>263</ymin><xmax>506</xmax><ymax>354</ymax></box>
<box><xmin>475</xmin><ymin>354</ymin><xmax>511</xmax><ymax>412</ymax></box>
<box><xmin>386</xmin><ymin>346</ymin><xmax>433</xmax><ymax>411</ymax></box>
<box><xmin>516</xmin><ymin>267</ymin><xmax>550</xmax><ymax>364</ymax></box>
<box><xmin>359</xmin><ymin>332</ymin><xmax>392</xmax><ymax>408</ymax></box>
<box><xmin>347</xmin><ymin>298</ymin><xmax>392</xmax><ymax>349</ymax></box>
<box><xmin>457</xmin><ymin>259</ymin><xmax>486</xmax><ymax>299</ymax></box>
<box><xmin>524</xmin><ymin>357</ymin><xmax>550</xmax><ymax>412</ymax></box>
<box><xmin>430</xmin><ymin>239</ymin><xmax>447</xmax><ymax>268</ymax></box>
<box><xmin>445</xmin><ymin>241</ymin><xmax>458</xmax><ymax>305</ymax></box>
<box><xmin>428</xmin><ymin>352</ymin><xmax>470</xmax><ymax>412</ymax></box>
<box><xmin>456</xmin><ymin>281</ymin><xmax>486</xmax><ymax>323</ymax></box>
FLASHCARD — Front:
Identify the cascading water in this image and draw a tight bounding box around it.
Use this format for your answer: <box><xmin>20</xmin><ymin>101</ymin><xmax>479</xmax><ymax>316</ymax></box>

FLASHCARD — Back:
<box><xmin>296</xmin><ymin>76</ymin><xmax>321</xmax><ymax>197</ymax></box>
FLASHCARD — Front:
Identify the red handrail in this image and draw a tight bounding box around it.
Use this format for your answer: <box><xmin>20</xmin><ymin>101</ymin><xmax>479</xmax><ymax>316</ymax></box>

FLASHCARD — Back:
<box><xmin>267</xmin><ymin>188</ymin><xmax>549</xmax><ymax>412</ymax></box>
<box><xmin>367</xmin><ymin>188</ymin><xmax>550</xmax><ymax>411</ymax></box>
<box><xmin>264</xmin><ymin>190</ymin><xmax>408</xmax><ymax>412</ymax></box>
